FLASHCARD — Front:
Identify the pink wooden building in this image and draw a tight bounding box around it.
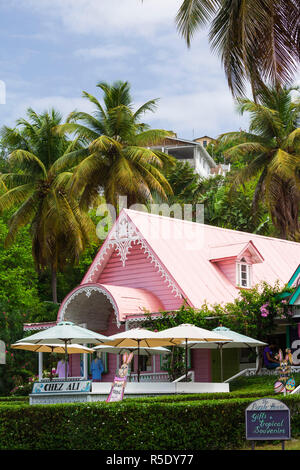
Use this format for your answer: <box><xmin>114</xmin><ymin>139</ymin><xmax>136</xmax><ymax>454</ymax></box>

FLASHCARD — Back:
<box><xmin>25</xmin><ymin>209</ymin><xmax>300</xmax><ymax>382</ymax></box>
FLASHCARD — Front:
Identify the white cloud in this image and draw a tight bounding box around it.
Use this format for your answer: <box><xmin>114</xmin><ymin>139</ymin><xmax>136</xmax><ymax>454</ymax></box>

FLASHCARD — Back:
<box><xmin>74</xmin><ymin>44</ymin><xmax>136</xmax><ymax>60</ymax></box>
<box><xmin>2</xmin><ymin>94</ymin><xmax>95</xmax><ymax>128</ymax></box>
<box><xmin>16</xmin><ymin>0</ymin><xmax>183</xmax><ymax>37</ymax></box>
<box><xmin>2</xmin><ymin>0</ymin><xmax>265</xmax><ymax>138</ymax></box>
<box><xmin>145</xmin><ymin>90</ymin><xmax>249</xmax><ymax>140</ymax></box>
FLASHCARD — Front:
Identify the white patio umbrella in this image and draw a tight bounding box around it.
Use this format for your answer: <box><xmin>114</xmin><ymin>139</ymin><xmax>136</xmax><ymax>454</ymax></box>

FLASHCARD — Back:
<box><xmin>11</xmin><ymin>342</ymin><xmax>94</xmax><ymax>380</ymax></box>
<box><xmin>102</xmin><ymin>328</ymin><xmax>182</xmax><ymax>382</ymax></box>
<box><xmin>155</xmin><ymin>324</ymin><xmax>232</xmax><ymax>381</ymax></box>
<box><xmin>11</xmin><ymin>343</ymin><xmax>95</xmax><ymax>354</ymax></box>
<box><xmin>185</xmin><ymin>326</ymin><xmax>267</xmax><ymax>381</ymax></box>
<box><xmin>94</xmin><ymin>345</ymin><xmax>170</xmax><ymax>356</ymax></box>
<box><xmin>14</xmin><ymin>321</ymin><xmax>108</xmax><ymax>379</ymax></box>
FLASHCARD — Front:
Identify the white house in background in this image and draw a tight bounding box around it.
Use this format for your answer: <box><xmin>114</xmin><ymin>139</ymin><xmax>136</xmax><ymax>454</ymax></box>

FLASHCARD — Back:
<box><xmin>150</xmin><ymin>136</ymin><xmax>230</xmax><ymax>178</ymax></box>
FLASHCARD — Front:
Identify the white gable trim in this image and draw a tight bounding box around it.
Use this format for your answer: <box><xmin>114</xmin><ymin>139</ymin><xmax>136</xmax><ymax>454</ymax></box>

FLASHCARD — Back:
<box><xmin>82</xmin><ymin>211</ymin><xmax>184</xmax><ymax>300</ymax></box>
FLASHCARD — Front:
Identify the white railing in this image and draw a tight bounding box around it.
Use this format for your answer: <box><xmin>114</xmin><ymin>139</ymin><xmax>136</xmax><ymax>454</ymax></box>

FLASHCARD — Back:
<box><xmin>225</xmin><ymin>366</ymin><xmax>300</xmax><ymax>383</ymax></box>
<box><xmin>129</xmin><ymin>372</ymin><xmax>169</xmax><ymax>382</ymax></box>
<box><xmin>172</xmin><ymin>371</ymin><xmax>195</xmax><ymax>383</ymax></box>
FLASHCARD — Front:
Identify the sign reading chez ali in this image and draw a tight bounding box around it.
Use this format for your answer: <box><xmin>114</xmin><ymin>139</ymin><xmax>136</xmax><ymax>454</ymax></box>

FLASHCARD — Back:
<box><xmin>31</xmin><ymin>380</ymin><xmax>91</xmax><ymax>394</ymax></box>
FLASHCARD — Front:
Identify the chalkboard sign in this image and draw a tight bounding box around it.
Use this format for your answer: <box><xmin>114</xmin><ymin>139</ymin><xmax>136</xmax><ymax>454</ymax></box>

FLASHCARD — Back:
<box><xmin>246</xmin><ymin>398</ymin><xmax>290</xmax><ymax>441</ymax></box>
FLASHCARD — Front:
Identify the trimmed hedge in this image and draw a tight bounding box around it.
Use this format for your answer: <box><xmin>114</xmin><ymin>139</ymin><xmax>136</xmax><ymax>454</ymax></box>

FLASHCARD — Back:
<box><xmin>0</xmin><ymin>394</ymin><xmax>299</xmax><ymax>450</ymax></box>
<box><xmin>124</xmin><ymin>389</ymin><xmax>278</xmax><ymax>403</ymax></box>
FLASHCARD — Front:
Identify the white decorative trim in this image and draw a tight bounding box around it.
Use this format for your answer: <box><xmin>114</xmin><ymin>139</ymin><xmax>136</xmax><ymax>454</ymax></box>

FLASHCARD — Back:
<box><xmin>24</xmin><ymin>322</ymin><xmax>57</xmax><ymax>332</ymax></box>
<box><xmin>136</xmin><ymin>238</ymin><xmax>181</xmax><ymax>298</ymax></box>
<box><xmin>85</xmin><ymin>212</ymin><xmax>182</xmax><ymax>298</ymax></box>
<box><xmin>58</xmin><ymin>285</ymin><xmax>120</xmax><ymax>328</ymax></box>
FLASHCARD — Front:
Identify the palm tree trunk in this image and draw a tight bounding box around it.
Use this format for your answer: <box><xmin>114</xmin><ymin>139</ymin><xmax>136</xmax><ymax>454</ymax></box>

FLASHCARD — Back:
<box><xmin>51</xmin><ymin>266</ymin><xmax>58</xmax><ymax>304</ymax></box>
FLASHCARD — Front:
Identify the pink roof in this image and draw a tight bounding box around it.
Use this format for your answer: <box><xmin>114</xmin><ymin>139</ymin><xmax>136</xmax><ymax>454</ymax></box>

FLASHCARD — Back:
<box><xmin>105</xmin><ymin>209</ymin><xmax>299</xmax><ymax>308</ymax></box>
<box><xmin>70</xmin><ymin>208</ymin><xmax>300</xmax><ymax>325</ymax></box>
<box><xmin>209</xmin><ymin>241</ymin><xmax>264</xmax><ymax>263</ymax></box>
<box><xmin>99</xmin><ymin>284</ymin><xmax>164</xmax><ymax>321</ymax></box>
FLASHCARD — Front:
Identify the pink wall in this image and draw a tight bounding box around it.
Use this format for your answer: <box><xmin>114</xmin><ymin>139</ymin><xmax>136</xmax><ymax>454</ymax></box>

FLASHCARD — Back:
<box><xmin>192</xmin><ymin>349</ymin><xmax>212</xmax><ymax>382</ymax></box>
<box><xmin>216</xmin><ymin>259</ymin><xmax>236</xmax><ymax>286</ymax></box>
<box><xmin>69</xmin><ymin>354</ymin><xmax>80</xmax><ymax>377</ymax></box>
<box><xmin>98</xmin><ymin>243</ymin><xmax>183</xmax><ymax>311</ymax></box>
<box><xmin>98</xmin><ymin>312</ymin><xmax>125</xmax><ymax>383</ymax></box>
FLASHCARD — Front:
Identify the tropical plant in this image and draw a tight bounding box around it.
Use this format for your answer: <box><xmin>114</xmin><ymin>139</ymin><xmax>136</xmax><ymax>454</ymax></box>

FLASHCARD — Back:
<box><xmin>141</xmin><ymin>281</ymin><xmax>287</xmax><ymax>344</ymax></box>
<box><xmin>165</xmin><ymin>160</ymin><xmax>202</xmax><ymax>205</ymax></box>
<box><xmin>0</xmin><ymin>108</ymin><xmax>96</xmax><ymax>303</ymax></box>
<box><xmin>197</xmin><ymin>175</ymin><xmax>273</xmax><ymax>234</ymax></box>
<box><xmin>162</xmin><ymin>161</ymin><xmax>273</xmax><ymax>234</ymax></box>
<box><xmin>55</xmin><ymin>80</ymin><xmax>176</xmax><ymax>210</ymax></box>
<box><xmin>217</xmin><ymin>85</ymin><xmax>300</xmax><ymax>240</ymax></box>
<box><xmin>175</xmin><ymin>0</ymin><xmax>300</xmax><ymax>96</ymax></box>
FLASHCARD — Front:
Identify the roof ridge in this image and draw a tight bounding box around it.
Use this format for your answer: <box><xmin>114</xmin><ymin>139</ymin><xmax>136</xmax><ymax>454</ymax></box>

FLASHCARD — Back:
<box><xmin>122</xmin><ymin>209</ymin><xmax>300</xmax><ymax>246</ymax></box>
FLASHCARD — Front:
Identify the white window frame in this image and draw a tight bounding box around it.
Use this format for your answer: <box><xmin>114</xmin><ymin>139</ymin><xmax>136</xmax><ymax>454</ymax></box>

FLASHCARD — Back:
<box><xmin>236</xmin><ymin>261</ymin><xmax>252</xmax><ymax>288</ymax></box>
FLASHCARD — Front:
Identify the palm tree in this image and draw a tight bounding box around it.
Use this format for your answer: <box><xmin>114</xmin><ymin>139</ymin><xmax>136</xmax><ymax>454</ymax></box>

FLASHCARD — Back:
<box><xmin>175</xmin><ymin>1</ymin><xmax>300</xmax><ymax>97</ymax></box>
<box><xmin>55</xmin><ymin>81</ymin><xmax>176</xmax><ymax>210</ymax></box>
<box><xmin>217</xmin><ymin>85</ymin><xmax>300</xmax><ymax>240</ymax></box>
<box><xmin>0</xmin><ymin>108</ymin><xmax>96</xmax><ymax>303</ymax></box>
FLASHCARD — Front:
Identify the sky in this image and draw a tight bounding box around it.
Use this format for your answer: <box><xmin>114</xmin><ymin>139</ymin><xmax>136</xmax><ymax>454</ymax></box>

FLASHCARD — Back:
<box><xmin>0</xmin><ymin>0</ymin><xmax>298</xmax><ymax>141</ymax></box>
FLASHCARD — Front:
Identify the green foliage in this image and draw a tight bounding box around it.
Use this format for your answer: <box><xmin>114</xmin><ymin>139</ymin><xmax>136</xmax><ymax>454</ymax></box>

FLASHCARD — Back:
<box><xmin>175</xmin><ymin>1</ymin><xmax>299</xmax><ymax>97</ymax></box>
<box><xmin>218</xmin><ymin>85</ymin><xmax>300</xmax><ymax>240</ymax></box>
<box><xmin>198</xmin><ymin>176</ymin><xmax>273</xmax><ymax>235</ymax></box>
<box><xmin>0</xmin><ymin>211</ymin><xmax>99</xmax><ymax>394</ymax></box>
<box><xmin>0</xmin><ymin>108</ymin><xmax>97</xmax><ymax>302</ymax></box>
<box><xmin>165</xmin><ymin>161</ymin><xmax>275</xmax><ymax>235</ymax></box>
<box><xmin>0</xmin><ymin>394</ymin><xmax>299</xmax><ymax>450</ymax></box>
<box><xmin>141</xmin><ymin>282</ymin><xmax>285</xmax><ymax>381</ymax></box>
<box><xmin>56</xmin><ymin>80</ymin><xmax>176</xmax><ymax>209</ymax></box>
<box><xmin>142</xmin><ymin>281</ymin><xmax>286</xmax><ymax>341</ymax></box>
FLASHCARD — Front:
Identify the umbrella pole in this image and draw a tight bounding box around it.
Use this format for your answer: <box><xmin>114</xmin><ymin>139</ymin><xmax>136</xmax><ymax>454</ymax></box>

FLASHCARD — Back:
<box><xmin>65</xmin><ymin>340</ymin><xmax>68</xmax><ymax>380</ymax></box>
<box><xmin>185</xmin><ymin>338</ymin><xmax>188</xmax><ymax>382</ymax></box>
<box><xmin>138</xmin><ymin>341</ymin><xmax>140</xmax><ymax>383</ymax></box>
<box><xmin>219</xmin><ymin>344</ymin><xmax>224</xmax><ymax>382</ymax></box>
<box><xmin>50</xmin><ymin>347</ymin><xmax>54</xmax><ymax>381</ymax></box>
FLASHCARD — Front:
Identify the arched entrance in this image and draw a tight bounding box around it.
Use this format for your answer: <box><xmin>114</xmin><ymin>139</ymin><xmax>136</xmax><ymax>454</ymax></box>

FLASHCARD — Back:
<box><xmin>57</xmin><ymin>284</ymin><xmax>120</xmax><ymax>332</ymax></box>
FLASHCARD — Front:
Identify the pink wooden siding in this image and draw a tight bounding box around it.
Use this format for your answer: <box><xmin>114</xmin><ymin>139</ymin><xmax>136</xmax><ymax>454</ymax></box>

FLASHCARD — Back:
<box><xmin>215</xmin><ymin>259</ymin><xmax>237</xmax><ymax>286</ymax></box>
<box><xmin>99</xmin><ymin>313</ymin><xmax>125</xmax><ymax>383</ymax></box>
<box><xmin>97</xmin><ymin>243</ymin><xmax>183</xmax><ymax>311</ymax></box>
<box><xmin>69</xmin><ymin>354</ymin><xmax>80</xmax><ymax>378</ymax></box>
<box><xmin>192</xmin><ymin>349</ymin><xmax>212</xmax><ymax>382</ymax></box>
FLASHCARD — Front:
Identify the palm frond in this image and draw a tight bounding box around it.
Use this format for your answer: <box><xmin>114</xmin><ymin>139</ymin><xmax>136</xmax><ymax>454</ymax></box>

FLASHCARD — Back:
<box><xmin>5</xmin><ymin>194</ymin><xmax>38</xmax><ymax>247</ymax></box>
<box><xmin>53</xmin><ymin>122</ymin><xmax>99</xmax><ymax>143</ymax></box>
<box><xmin>8</xmin><ymin>150</ymin><xmax>47</xmax><ymax>178</ymax></box>
<box><xmin>176</xmin><ymin>0</ymin><xmax>219</xmax><ymax>47</ymax></box>
<box><xmin>269</xmin><ymin>148</ymin><xmax>299</xmax><ymax>180</ymax></box>
<box><xmin>0</xmin><ymin>183</ymin><xmax>35</xmax><ymax>213</ymax></box>
<box><xmin>133</xmin><ymin>129</ymin><xmax>174</xmax><ymax>147</ymax></box>
<box><xmin>133</xmin><ymin>98</ymin><xmax>160</xmax><ymax>120</ymax></box>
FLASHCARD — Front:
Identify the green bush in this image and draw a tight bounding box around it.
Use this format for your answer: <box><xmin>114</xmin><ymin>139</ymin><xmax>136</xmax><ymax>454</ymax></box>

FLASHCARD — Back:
<box><xmin>0</xmin><ymin>394</ymin><xmax>299</xmax><ymax>450</ymax></box>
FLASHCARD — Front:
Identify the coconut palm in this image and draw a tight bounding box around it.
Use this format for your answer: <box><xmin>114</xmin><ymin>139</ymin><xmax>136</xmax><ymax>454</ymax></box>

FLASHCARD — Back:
<box><xmin>175</xmin><ymin>0</ymin><xmax>300</xmax><ymax>96</ymax></box>
<box><xmin>54</xmin><ymin>81</ymin><xmax>176</xmax><ymax>210</ymax></box>
<box><xmin>217</xmin><ymin>85</ymin><xmax>300</xmax><ymax>240</ymax></box>
<box><xmin>0</xmin><ymin>108</ymin><xmax>96</xmax><ymax>303</ymax></box>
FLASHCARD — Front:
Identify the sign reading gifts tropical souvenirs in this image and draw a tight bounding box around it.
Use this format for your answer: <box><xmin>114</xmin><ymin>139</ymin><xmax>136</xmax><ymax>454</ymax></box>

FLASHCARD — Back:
<box><xmin>0</xmin><ymin>341</ymin><xmax>6</xmax><ymax>365</ymax></box>
<box><xmin>31</xmin><ymin>380</ymin><xmax>92</xmax><ymax>394</ymax></box>
<box><xmin>245</xmin><ymin>398</ymin><xmax>291</xmax><ymax>442</ymax></box>
<box><xmin>106</xmin><ymin>352</ymin><xmax>133</xmax><ymax>403</ymax></box>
